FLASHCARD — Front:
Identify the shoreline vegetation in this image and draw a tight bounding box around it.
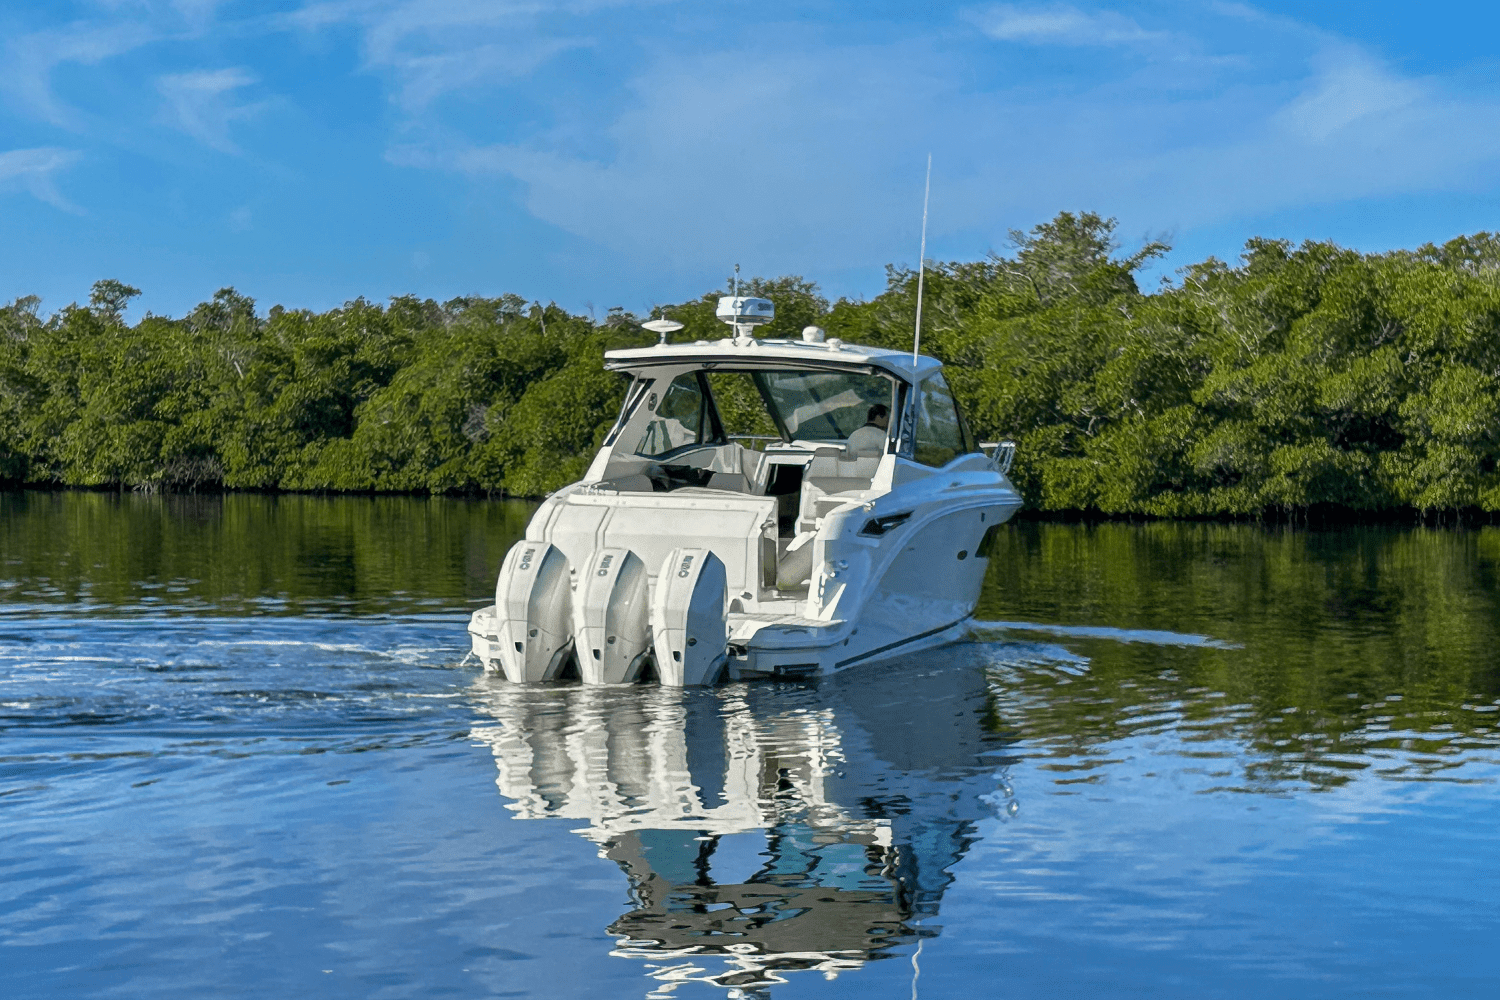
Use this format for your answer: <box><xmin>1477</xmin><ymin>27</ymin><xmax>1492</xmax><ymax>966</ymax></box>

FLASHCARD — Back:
<box><xmin>6</xmin><ymin>212</ymin><xmax>1500</xmax><ymax>519</ymax></box>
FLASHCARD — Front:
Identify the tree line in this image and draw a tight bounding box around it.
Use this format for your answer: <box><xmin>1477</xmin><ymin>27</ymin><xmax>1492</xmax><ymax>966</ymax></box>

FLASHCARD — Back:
<box><xmin>4</xmin><ymin>211</ymin><xmax>1500</xmax><ymax>515</ymax></box>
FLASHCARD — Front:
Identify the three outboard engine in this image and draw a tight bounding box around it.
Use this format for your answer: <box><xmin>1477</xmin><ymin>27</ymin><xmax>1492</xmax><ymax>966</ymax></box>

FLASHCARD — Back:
<box><xmin>477</xmin><ymin>539</ymin><xmax>729</xmax><ymax>686</ymax></box>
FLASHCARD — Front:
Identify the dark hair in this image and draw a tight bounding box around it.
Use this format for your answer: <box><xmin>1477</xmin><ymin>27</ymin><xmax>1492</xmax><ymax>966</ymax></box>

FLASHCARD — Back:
<box><xmin>867</xmin><ymin>403</ymin><xmax>890</xmax><ymax>422</ymax></box>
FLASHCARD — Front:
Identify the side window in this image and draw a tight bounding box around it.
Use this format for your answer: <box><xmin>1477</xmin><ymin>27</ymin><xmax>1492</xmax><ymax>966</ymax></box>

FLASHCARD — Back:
<box><xmin>635</xmin><ymin>373</ymin><xmax>709</xmax><ymax>457</ymax></box>
<box><xmin>913</xmin><ymin>373</ymin><xmax>971</xmax><ymax>468</ymax></box>
<box><xmin>603</xmin><ymin>376</ymin><xmax>653</xmax><ymax>447</ymax></box>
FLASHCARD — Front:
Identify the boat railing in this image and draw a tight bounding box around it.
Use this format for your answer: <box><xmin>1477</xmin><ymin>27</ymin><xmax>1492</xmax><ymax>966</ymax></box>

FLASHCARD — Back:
<box><xmin>980</xmin><ymin>440</ymin><xmax>1016</xmax><ymax>474</ymax></box>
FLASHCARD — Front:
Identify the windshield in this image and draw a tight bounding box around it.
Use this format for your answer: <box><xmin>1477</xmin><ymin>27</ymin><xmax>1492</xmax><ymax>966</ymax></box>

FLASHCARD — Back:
<box><xmin>753</xmin><ymin>370</ymin><xmax>895</xmax><ymax>442</ymax></box>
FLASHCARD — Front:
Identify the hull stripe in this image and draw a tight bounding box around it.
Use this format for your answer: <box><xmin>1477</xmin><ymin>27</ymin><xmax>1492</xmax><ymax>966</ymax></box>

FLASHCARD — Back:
<box><xmin>834</xmin><ymin>616</ymin><xmax>970</xmax><ymax>669</ymax></box>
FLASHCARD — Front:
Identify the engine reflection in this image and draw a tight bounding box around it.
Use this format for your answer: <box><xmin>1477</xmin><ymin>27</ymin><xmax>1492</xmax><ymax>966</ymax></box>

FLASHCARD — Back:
<box><xmin>468</xmin><ymin>651</ymin><xmax>1018</xmax><ymax>996</ymax></box>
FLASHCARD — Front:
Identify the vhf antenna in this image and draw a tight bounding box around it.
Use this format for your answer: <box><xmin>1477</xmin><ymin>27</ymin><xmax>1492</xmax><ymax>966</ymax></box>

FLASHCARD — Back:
<box><xmin>733</xmin><ymin>263</ymin><xmax>740</xmax><ymax>297</ymax></box>
<box><xmin>912</xmin><ymin>153</ymin><xmax>931</xmax><ymax>366</ymax></box>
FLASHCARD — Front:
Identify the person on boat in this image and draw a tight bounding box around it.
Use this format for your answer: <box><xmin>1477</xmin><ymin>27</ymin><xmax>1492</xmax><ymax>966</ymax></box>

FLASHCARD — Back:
<box><xmin>846</xmin><ymin>403</ymin><xmax>890</xmax><ymax>456</ymax></box>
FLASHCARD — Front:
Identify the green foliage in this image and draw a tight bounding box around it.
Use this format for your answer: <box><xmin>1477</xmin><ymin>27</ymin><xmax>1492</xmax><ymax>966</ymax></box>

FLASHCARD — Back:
<box><xmin>0</xmin><ymin>281</ymin><xmax>662</xmax><ymax>496</ymax></box>
<box><xmin>816</xmin><ymin>214</ymin><xmax>1500</xmax><ymax>515</ymax></box>
<box><xmin>7</xmin><ymin>215</ymin><xmax>1500</xmax><ymax>512</ymax></box>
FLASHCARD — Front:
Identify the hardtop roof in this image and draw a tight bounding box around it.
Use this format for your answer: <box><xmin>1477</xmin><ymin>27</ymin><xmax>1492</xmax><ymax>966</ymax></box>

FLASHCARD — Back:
<box><xmin>603</xmin><ymin>337</ymin><xmax>942</xmax><ymax>382</ymax></box>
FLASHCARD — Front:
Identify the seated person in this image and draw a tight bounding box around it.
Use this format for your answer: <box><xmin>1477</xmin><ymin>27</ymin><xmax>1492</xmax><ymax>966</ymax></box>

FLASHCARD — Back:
<box><xmin>845</xmin><ymin>403</ymin><xmax>890</xmax><ymax>456</ymax></box>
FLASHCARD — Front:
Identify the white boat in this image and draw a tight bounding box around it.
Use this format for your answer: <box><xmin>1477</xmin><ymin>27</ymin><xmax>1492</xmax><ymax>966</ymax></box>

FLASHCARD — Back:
<box><xmin>468</xmin><ymin>295</ymin><xmax>1021</xmax><ymax>684</ymax></box>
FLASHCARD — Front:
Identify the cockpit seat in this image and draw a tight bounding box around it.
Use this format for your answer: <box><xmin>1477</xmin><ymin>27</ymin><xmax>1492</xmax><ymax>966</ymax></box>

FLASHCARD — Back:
<box><xmin>804</xmin><ymin>453</ymin><xmax>880</xmax><ymax>494</ymax></box>
<box><xmin>797</xmin><ymin>453</ymin><xmax>881</xmax><ymax>531</ymax></box>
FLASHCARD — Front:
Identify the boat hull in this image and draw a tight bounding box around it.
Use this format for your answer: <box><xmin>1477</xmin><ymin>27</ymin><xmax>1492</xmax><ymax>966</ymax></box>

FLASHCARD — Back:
<box><xmin>469</xmin><ymin>604</ymin><xmax>976</xmax><ymax>680</ymax></box>
<box><xmin>468</xmin><ymin>489</ymin><xmax>1018</xmax><ymax>681</ymax></box>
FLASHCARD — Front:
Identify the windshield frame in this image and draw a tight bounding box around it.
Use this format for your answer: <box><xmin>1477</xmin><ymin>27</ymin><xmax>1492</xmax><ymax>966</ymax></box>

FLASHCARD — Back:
<box><xmin>633</xmin><ymin>363</ymin><xmax>898</xmax><ymax>447</ymax></box>
<box><xmin>608</xmin><ymin>359</ymin><xmax>916</xmax><ymax>456</ymax></box>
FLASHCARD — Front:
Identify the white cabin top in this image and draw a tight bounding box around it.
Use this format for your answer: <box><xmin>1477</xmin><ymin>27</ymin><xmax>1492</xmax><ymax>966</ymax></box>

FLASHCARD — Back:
<box><xmin>604</xmin><ymin>338</ymin><xmax>943</xmax><ymax>382</ymax></box>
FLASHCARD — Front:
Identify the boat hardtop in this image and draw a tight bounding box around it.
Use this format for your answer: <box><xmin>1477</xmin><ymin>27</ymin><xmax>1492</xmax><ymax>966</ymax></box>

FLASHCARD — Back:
<box><xmin>603</xmin><ymin>337</ymin><xmax>943</xmax><ymax>381</ymax></box>
<box><xmin>468</xmin><ymin>295</ymin><xmax>1021</xmax><ymax>685</ymax></box>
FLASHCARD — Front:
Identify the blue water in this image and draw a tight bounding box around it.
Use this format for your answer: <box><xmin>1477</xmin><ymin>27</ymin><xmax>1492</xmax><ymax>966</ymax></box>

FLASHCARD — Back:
<box><xmin>3</xmin><ymin>492</ymin><xmax>1499</xmax><ymax>998</ymax></box>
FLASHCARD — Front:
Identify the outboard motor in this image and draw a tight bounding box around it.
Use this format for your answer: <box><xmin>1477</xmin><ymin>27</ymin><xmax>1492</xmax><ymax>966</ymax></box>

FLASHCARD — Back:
<box><xmin>575</xmin><ymin>547</ymin><xmax>651</xmax><ymax>684</ymax></box>
<box><xmin>495</xmin><ymin>540</ymin><xmax>575</xmax><ymax>683</ymax></box>
<box><xmin>651</xmin><ymin>548</ymin><xmax>728</xmax><ymax>686</ymax></box>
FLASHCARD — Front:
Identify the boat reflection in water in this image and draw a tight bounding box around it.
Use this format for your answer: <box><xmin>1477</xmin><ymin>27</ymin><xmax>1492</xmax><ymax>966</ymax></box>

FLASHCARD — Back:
<box><xmin>468</xmin><ymin>649</ymin><xmax>1019</xmax><ymax>995</ymax></box>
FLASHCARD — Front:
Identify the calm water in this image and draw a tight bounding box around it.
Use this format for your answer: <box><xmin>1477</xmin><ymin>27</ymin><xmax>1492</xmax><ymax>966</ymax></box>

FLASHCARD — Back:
<box><xmin>3</xmin><ymin>491</ymin><xmax>1498</xmax><ymax>999</ymax></box>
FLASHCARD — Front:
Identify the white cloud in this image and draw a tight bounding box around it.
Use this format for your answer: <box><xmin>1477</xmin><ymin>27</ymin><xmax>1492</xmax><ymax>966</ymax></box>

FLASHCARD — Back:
<box><xmin>169</xmin><ymin>0</ymin><xmax>226</xmax><ymax>28</ymax></box>
<box><xmin>1184</xmin><ymin>56</ymin><xmax>1500</xmax><ymax>212</ymax></box>
<box><xmin>416</xmin><ymin>29</ymin><xmax>1500</xmax><ymax>277</ymax></box>
<box><xmin>0</xmin><ymin>22</ymin><xmax>157</xmax><ymax>128</ymax></box>
<box><xmin>157</xmin><ymin>67</ymin><xmax>262</xmax><ymax>152</ymax></box>
<box><xmin>429</xmin><ymin>46</ymin><xmax>949</xmax><ymax>272</ymax></box>
<box><xmin>964</xmin><ymin>3</ymin><xmax>1166</xmax><ymax>47</ymax></box>
<box><xmin>0</xmin><ymin>147</ymin><xmax>84</xmax><ymax>212</ymax></box>
<box><xmin>1277</xmin><ymin>47</ymin><xmax>1424</xmax><ymax>142</ymax></box>
<box><xmin>286</xmin><ymin>0</ymin><xmax>659</xmax><ymax>109</ymax></box>
<box><xmin>0</xmin><ymin>2</ymin><xmax>233</xmax><ymax>131</ymax></box>
<box><xmin>390</xmin><ymin>36</ymin><xmax>591</xmax><ymax>110</ymax></box>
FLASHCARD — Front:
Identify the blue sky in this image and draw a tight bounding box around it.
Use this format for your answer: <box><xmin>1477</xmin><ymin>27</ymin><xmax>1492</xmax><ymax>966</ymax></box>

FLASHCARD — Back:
<box><xmin>4</xmin><ymin>1</ymin><xmax>1500</xmax><ymax>321</ymax></box>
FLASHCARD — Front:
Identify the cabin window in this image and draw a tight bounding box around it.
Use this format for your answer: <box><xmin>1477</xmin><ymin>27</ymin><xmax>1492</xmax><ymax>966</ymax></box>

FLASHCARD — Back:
<box><xmin>913</xmin><ymin>372</ymin><xmax>975</xmax><ymax>467</ymax></box>
<box><xmin>603</xmin><ymin>376</ymin><xmax>654</xmax><ymax>447</ymax></box>
<box><xmin>635</xmin><ymin>373</ymin><xmax>716</xmax><ymax>457</ymax></box>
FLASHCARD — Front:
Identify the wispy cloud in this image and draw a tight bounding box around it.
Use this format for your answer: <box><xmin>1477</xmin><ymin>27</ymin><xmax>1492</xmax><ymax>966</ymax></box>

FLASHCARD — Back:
<box><xmin>964</xmin><ymin>3</ymin><xmax>1167</xmax><ymax>47</ymax></box>
<box><xmin>156</xmin><ymin>67</ymin><xmax>263</xmax><ymax>152</ymax></box>
<box><xmin>286</xmin><ymin>0</ymin><xmax>653</xmax><ymax>110</ymax></box>
<box><xmin>5</xmin><ymin>0</ymin><xmax>1500</xmax><ymax>314</ymax></box>
<box><xmin>0</xmin><ymin>1</ymin><xmax>237</xmax><ymax>131</ymax></box>
<box><xmin>0</xmin><ymin>147</ymin><xmax>84</xmax><ymax>212</ymax></box>
<box><xmin>0</xmin><ymin>22</ymin><xmax>158</xmax><ymax>128</ymax></box>
<box><xmin>417</xmin><ymin>23</ymin><xmax>1500</xmax><ymax>276</ymax></box>
<box><xmin>391</xmin><ymin>36</ymin><xmax>591</xmax><ymax>110</ymax></box>
<box><xmin>421</xmin><ymin>44</ymin><xmax>960</xmax><ymax>270</ymax></box>
<box><xmin>169</xmin><ymin>0</ymin><xmax>227</xmax><ymax>30</ymax></box>
<box><xmin>1276</xmin><ymin>46</ymin><xmax>1424</xmax><ymax>142</ymax></box>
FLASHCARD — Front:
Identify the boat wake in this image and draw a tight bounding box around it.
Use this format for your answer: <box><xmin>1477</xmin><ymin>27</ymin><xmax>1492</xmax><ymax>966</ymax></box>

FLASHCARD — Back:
<box><xmin>970</xmin><ymin>620</ymin><xmax>1240</xmax><ymax>650</ymax></box>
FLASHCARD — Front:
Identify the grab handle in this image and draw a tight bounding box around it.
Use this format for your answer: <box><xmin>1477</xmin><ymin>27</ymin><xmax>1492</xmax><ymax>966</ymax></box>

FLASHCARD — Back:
<box><xmin>980</xmin><ymin>441</ymin><xmax>1016</xmax><ymax>474</ymax></box>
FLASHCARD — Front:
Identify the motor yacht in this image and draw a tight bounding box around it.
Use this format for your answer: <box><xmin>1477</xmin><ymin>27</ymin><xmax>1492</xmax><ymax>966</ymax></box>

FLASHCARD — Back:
<box><xmin>468</xmin><ymin>295</ymin><xmax>1021</xmax><ymax>684</ymax></box>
